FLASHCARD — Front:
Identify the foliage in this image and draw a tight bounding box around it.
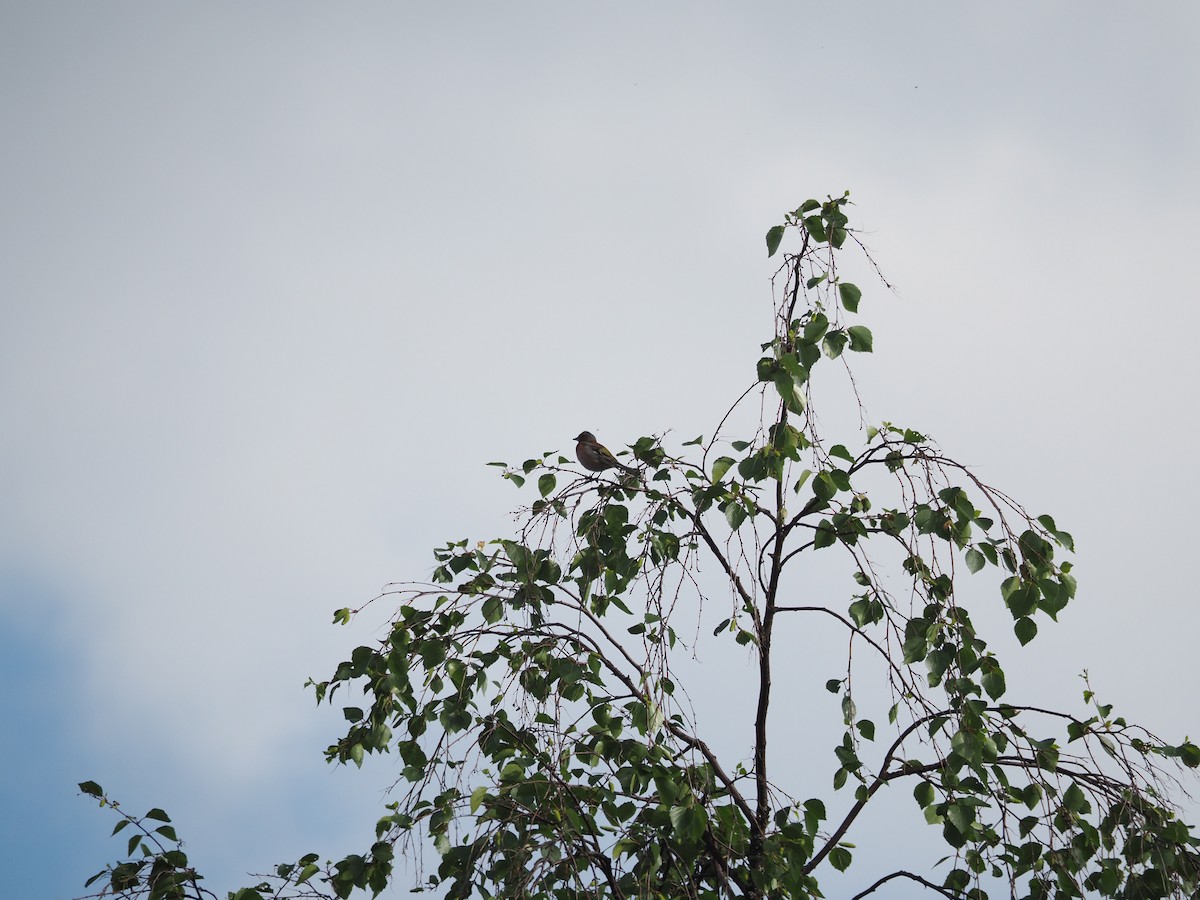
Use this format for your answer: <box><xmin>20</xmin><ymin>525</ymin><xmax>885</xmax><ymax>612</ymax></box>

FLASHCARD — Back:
<box><xmin>79</xmin><ymin>195</ymin><xmax>1200</xmax><ymax>899</ymax></box>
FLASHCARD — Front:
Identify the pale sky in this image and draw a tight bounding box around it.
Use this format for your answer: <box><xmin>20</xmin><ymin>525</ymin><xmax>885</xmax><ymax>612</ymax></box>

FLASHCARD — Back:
<box><xmin>3</xmin><ymin>4</ymin><xmax>1199</xmax><ymax>898</ymax></box>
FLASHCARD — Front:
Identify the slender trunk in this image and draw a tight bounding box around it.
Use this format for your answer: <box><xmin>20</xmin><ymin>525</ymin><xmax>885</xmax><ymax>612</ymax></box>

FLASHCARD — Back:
<box><xmin>749</xmin><ymin>440</ymin><xmax>788</xmax><ymax>892</ymax></box>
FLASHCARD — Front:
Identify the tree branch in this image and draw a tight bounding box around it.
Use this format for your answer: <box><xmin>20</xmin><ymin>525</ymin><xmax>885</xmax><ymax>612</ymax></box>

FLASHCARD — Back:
<box><xmin>849</xmin><ymin>870</ymin><xmax>960</xmax><ymax>900</ymax></box>
<box><xmin>689</xmin><ymin>514</ymin><xmax>755</xmax><ymax>608</ymax></box>
<box><xmin>773</xmin><ymin>604</ymin><xmax>911</xmax><ymax>690</ymax></box>
<box><xmin>805</xmin><ymin>712</ymin><xmax>941</xmax><ymax>874</ymax></box>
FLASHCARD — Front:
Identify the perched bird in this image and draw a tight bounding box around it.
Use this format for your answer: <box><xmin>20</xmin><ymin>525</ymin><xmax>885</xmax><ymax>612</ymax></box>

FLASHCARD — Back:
<box><xmin>574</xmin><ymin>431</ymin><xmax>634</xmax><ymax>473</ymax></box>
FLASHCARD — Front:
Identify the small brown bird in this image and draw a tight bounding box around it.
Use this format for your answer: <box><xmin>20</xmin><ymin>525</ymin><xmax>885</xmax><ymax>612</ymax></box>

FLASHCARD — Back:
<box><xmin>574</xmin><ymin>431</ymin><xmax>634</xmax><ymax>473</ymax></box>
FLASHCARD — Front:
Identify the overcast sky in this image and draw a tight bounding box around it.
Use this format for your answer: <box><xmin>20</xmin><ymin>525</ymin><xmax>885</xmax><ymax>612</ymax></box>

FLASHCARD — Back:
<box><xmin>3</xmin><ymin>4</ymin><xmax>1199</xmax><ymax>898</ymax></box>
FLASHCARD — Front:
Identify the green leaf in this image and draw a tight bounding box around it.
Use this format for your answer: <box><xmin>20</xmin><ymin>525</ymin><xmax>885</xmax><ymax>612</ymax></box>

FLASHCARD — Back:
<box><xmin>1179</xmin><ymin>741</ymin><xmax>1200</xmax><ymax>768</ymax></box>
<box><xmin>668</xmin><ymin>803</ymin><xmax>688</xmax><ymax>834</ymax></box>
<box><xmin>669</xmin><ymin>804</ymin><xmax>707</xmax><ymax>842</ymax></box>
<box><xmin>712</xmin><ymin>456</ymin><xmax>735</xmax><ymax>481</ymax></box>
<box><xmin>838</xmin><ymin>283</ymin><xmax>861</xmax><ymax>312</ymax></box>
<box><xmin>803</xmin><ymin>215</ymin><xmax>827</xmax><ymax>242</ymax></box>
<box><xmin>803</xmin><ymin>313</ymin><xmax>830</xmax><ymax>343</ymax></box>
<box><xmin>982</xmin><ymin>667</ymin><xmax>1006</xmax><ymax>700</ymax></box>
<box><xmin>965</xmin><ymin>548</ymin><xmax>985</xmax><ymax>574</ymax></box>
<box><xmin>774</xmin><ymin>372</ymin><xmax>806</xmax><ymax>414</ymax></box>
<box><xmin>825</xmin><ymin>679</ymin><xmax>841</xmax><ymax>693</ymax></box>
<box><xmin>847</xmin><ymin>325</ymin><xmax>873</xmax><ymax>353</ymax></box>
<box><xmin>1022</xmin><ymin>783</ymin><xmax>1042</xmax><ymax>809</ymax></box>
<box><xmin>1014</xmin><ymin>617</ymin><xmax>1037</xmax><ymax>645</ymax></box>
<box><xmin>1018</xmin><ymin>529</ymin><xmax>1054</xmax><ymax>571</ymax></box>
<box><xmin>793</xmin><ymin>468</ymin><xmax>814</xmax><ymax>494</ymax></box>
<box><xmin>829</xmin><ymin>444</ymin><xmax>854</xmax><ymax>464</ymax></box>
<box><xmin>79</xmin><ymin>781</ymin><xmax>103</xmax><ymax>798</ymax></box>
<box><xmin>804</xmin><ymin>798</ymin><xmax>826</xmax><ymax>836</ymax></box>
<box><xmin>482</xmin><ymin>596</ymin><xmax>503</xmax><ymax>624</ymax></box>
<box><xmin>1062</xmin><ymin>782</ymin><xmax>1090</xmax><ymax>814</ymax></box>
<box><xmin>829</xmin><ymin>846</ymin><xmax>852</xmax><ymax>872</ymax></box>
<box><xmin>812</xmin><ymin>471</ymin><xmax>839</xmax><ymax>502</ymax></box>
<box><xmin>914</xmin><ymin>781</ymin><xmax>935</xmax><ymax>808</ymax></box>
<box><xmin>726</xmin><ymin>503</ymin><xmax>747</xmax><ymax>530</ymax></box>
<box><xmin>944</xmin><ymin>869</ymin><xmax>971</xmax><ymax>892</ymax></box>
<box><xmin>1034</xmin><ymin>741</ymin><xmax>1059</xmax><ymax>772</ymax></box>
<box><xmin>848</xmin><ymin>597</ymin><xmax>870</xmax><ymax>627</ymax></box>
<box><xmin>902</xmin><ymin>633</ymin><xmax>928</xmax><ymax>664</ymax></box>
<box><xmin>856</xmin><ymin>719</ymin><xmax>875</xmax><ymax>741</ymax></box>
<box><xmin>538</xmin><ymin>473</ymin><xmax>556</xmax><ymax>497</ymax></box>
<box><xmin>1005</xmin><ymin>582</ymin><xmax>1038</xmax><ymax>618</ymax></box>
<box><xmin>813</xmin><ymin>521</ymin><xmax>836</xmax><ymax>549</ymax></box>
<box><xmin>945</xmin><ymin>801</ymin><xmax>975</xmax><ymax>835</ymax></box>
<box><xmin>110</xmin><ymin>861</ymin><xmax>143</xmax><ymax>892</ymax></box>
<box><xmin>766</xmin><ymin>224</ymin><xmax>786</xmax><ymax>257</ymax></box>
<box><xmin>823</xmin><ymin>330</ymin><xmax>848</xmax><ymax>359</ymax></box>
<box><xmin>470</xmin><ymin>786</ymin><xmax>488</xmax><ymax>814</ymax></box>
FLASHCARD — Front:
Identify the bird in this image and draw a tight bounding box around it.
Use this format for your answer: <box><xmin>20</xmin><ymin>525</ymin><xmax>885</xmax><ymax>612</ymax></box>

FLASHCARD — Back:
<box><xmin>574</xmin><ymin>431</ymin><xmax>635</xmax><ymax>474</ymax></box>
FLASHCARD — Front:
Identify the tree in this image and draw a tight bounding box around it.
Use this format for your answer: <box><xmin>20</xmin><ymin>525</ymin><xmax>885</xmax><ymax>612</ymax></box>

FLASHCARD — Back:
<box><xmin>80</xmin><ymin>194</ymin><xmax>1200</xmax><ymax>900</ymax></box>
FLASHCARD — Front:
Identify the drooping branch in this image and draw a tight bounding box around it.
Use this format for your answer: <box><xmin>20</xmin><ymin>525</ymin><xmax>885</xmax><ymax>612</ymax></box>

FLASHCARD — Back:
<box><xmin>849</xmin><ymin>870</ymin><xmax>959</xmax><ymax>900</ymax></box>
<box><xmin>805</xmin><ymin>711</ymin><xmax>937</xmax><ymax>874</ymax></box>
<box><xmin>773</xmin><ymin>604</ymin><xmax>920</xmax><ymax>698</ymax></box>
<box><xmin>688</xmin><ymin>509</ymin><xmax>761</xmax><ymax>628</ymax></box>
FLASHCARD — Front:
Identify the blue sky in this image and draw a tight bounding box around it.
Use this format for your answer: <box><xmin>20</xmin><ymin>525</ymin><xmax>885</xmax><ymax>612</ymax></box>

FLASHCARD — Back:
<box><xmin>3</xmin><ymin>4</ymin><xmax>1199</xmax><ymax>898</ymax></box>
